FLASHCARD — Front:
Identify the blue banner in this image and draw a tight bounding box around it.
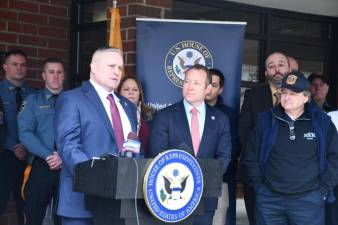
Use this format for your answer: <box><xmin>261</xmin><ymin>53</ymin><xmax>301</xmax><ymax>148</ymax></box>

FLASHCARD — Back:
<box><xmin>136</xmin><ymin>19</ymin><xmax>246</xmax><ymax>111</ymax></box>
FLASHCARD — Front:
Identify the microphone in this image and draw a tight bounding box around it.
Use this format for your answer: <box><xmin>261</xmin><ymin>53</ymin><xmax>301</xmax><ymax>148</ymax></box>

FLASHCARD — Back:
<box><xmin>121</xmin><ymin>132</ymin><xmax>141</xmax><ymax>158</ymax></box>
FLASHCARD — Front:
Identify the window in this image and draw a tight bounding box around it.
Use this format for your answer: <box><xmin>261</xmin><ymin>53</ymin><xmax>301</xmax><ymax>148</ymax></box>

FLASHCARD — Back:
<box><xmin>242</xmin><ymin>40</ymin><xmax>260</xmax><ymax>82</ymax></box>
<box><xmin>173</xmin><ymin>0</ymin><xmax>263</xmax><ymax>86</ymax></box>
<box><xmin>70</xmin><ymin>0</ymin><xmax>107</xmax><ymax>87</ymax></box>
<box><xmin>270</xmin><ymin>16</ymin><xmax>329</xmax><ymax>39</ymax></box>
<box><xmin>78</xmin><ymin>1</ymin><xmax>107</xmax><ymax>23</ymax></box>
<box><xmin>173</xmin><ymin>1</ymin><xmax>261</xmax><ymax>33</ymax></box>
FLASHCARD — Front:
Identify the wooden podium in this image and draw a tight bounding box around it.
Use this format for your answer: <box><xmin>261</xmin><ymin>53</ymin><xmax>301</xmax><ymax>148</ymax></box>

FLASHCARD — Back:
<box><xmin>74</xmin><ymin>156</ymin><xmax>224</xmax><ymax>225</ymax></box>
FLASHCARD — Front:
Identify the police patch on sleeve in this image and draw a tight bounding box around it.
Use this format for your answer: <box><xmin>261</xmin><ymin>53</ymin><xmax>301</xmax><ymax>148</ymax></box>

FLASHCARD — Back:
<box><xmin>143</xmin><ymin>150</ymin><xmax>203</xmax><ymax>223</ymax></box>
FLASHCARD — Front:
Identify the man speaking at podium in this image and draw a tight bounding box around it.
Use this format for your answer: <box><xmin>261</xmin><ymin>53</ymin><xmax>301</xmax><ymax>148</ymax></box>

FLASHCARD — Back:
<box><xmin>54</xmin><ymin>47</ymin><xmax>137</xmax><ymax>225</ymax></box>
<box><xmin>148</xmin><ymin>64</ymin><xmax>231</xmax><ymax>225</ymax></box>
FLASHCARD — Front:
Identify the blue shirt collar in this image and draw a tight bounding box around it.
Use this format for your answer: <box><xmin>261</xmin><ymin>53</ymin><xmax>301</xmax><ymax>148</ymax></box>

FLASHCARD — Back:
<box><xmin>43</xmin><ymin>88</ymin><xmax>63</xmax><ymax>100</ymax></box>
<box><xmin>4</xmin><ymin>79</ymin><xmax>27</xmax><ymax>92</ymax></box>
<box><xmin>183</xmin><ymin>99</ymin><xmax>206</xmax><ymax>114</ymax></box>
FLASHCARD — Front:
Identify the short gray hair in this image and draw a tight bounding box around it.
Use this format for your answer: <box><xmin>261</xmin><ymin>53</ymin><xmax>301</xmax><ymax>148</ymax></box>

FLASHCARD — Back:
<box><xmin>303</xmin><ymin>90</ymin><xmax>311</xmax><ymax>103</ymax></box>
<box><xmin>91</xmin><ymin>47</ymin><xmax>123</xmax><ymax>63</ymax></box>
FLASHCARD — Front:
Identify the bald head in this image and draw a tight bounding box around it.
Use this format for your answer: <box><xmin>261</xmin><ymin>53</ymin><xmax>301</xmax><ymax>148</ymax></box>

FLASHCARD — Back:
<box><xmin>91</xmin><ymin>47</ymin><xmax>123</xmax><ymax>64</ymax></box>
<box><xmin>265</xmin><ymin>52</ymin><xmax>289</xmax><ymax>68</ymax></box>
<box><xmin>90</xmin><ymin>47</ymin><xmax>124</xmax><ymax>92</ymax></box>
<box><xmin>287</xmin><ymin>56</ymin><xmax>299</xmax><ymax>71</ymax></box>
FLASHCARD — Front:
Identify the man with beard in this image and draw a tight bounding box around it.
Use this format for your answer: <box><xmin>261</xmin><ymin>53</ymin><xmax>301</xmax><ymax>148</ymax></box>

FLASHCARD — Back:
<box><xmin>239</xmin><ymin>52</ymin><xmax>291</xmax><ymax>225</ymax></box>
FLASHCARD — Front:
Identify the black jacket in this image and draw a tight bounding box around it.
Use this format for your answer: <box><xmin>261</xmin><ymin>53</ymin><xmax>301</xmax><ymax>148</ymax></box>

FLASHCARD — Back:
<box><xmin>0</xmin><ymin>97</ymin><xmax>4</xmax><ymax>149</ymax></box>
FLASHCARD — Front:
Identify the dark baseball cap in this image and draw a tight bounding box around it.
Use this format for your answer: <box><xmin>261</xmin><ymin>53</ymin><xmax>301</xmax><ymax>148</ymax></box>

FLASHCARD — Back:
<box><xmin>281</xmin><ymin>71</ymin><xmax>310</xmax><ymax>93</ymax></box>
<box><xmin>308</xmin><ymin>73</ymin><xmax>328</xmax><ymax>84</ymax></box>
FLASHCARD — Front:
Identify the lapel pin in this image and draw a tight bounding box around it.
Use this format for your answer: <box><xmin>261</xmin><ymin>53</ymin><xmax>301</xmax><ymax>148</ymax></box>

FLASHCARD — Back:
<box><xmin>211</xmin><ymin>116</ymin><xmax>215</xmax><ymax>120</ymax></box>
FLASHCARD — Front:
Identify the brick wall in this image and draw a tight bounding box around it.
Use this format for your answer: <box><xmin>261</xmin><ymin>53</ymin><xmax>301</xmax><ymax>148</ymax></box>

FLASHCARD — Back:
<box><xmin>0</xmin><ymin>1</ymin><xmax>70</xmax><ymax>224</ymax></box>
<box><xmin>0</xmin><ymin>0</ymin><xmax>70</xmax><ymax>89</ymax></box>
<box><xmin>0</xmin><ymin>0</ymin><xmax>172</xmax><ymax>224</ymax></box>
<box><xmin>116</xmin><ymin>0</ymin><xmax>172</xmax><ymax>76</ymax></box>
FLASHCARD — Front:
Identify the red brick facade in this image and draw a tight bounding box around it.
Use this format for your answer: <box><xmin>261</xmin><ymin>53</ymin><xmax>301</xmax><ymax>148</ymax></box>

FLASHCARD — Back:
<box><xmin>0</xmin><ymin>1</ymin><xmax>70</xmax><ymax>224</ymax></box>
<box><xmin>0</xmin><ymin>1</ymin><xmax>173</xmax><ymax>224</ymax></box>
<box><xmin>0</xmin><ymin>0</ymin><xmax>70</xmax><ymax>89</ymax></box>
<box><xmin>116</xmin><ymin>0</ymin><xmax>172</xmax><ymax>75</ymax></box>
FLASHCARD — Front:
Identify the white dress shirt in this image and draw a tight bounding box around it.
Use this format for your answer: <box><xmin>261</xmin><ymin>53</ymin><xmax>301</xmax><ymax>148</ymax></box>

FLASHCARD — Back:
<box><xmin>90</xmin><ymin>79</ymin><xmax>132</xmax><ymax>141</ymax></box>
<box><xmin>183</xmin><ymin>99</ymin><xmax>206</xmax><ymax>139</ymax></box>
<box><xmin>328</xmin><ymin>110</ymin><xmax>338</xmax><ymax>131</ymax></box>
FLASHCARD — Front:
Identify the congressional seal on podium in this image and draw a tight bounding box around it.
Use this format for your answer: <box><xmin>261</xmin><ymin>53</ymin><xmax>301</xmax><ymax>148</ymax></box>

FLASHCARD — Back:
<box><xmin>144</xmin><ymin>149</ymin><xmax>204</xmax><ymax>223</ymax></box>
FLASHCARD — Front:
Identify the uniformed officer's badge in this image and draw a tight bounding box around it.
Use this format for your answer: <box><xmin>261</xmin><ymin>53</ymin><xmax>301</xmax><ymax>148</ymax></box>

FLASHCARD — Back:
<box><xmin>144</xmin><ymin>150</ymin><xmax>203</xmax><ymax>223</ymax></box>
<box><xmin>165</xmin><ymin>40</ymin><xmax>213</xmax><ymax>88</ymax></box>
<box><xmin>286</xmin><ymin>74</ymin><xmax>298</xmax><ymax>85</ymax></box>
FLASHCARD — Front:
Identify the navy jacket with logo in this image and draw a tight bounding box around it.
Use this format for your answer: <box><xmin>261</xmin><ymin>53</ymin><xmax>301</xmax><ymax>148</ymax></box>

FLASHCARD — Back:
<box><xmin>244</xmin><ymin>102</ymin><xmax>338</xmax><ymax>202</ymax></box>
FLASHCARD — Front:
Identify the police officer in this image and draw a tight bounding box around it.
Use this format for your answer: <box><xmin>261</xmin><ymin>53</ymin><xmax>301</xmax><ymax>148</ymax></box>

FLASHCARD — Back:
<box><xmin>0</xmin><ymin>49</ymin><xmax>35</xmax><ymax>225</ymax></box>
<box><xmin>18</xmin><ymin>57</ymin><xmax>64</xmax><ymax>225</ymax></box>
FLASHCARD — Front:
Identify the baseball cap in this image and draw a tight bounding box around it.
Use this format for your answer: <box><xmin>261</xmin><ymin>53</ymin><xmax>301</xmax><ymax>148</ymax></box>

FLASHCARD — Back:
<box><xmin>308</xmin><ymin>73</ymin><xmax>328</xmax><ymax>85</ymax></box>
<box><xmin>281</xmin><ymin>71</ymin><xmax>310</xmax><ymax>93</ymax></box>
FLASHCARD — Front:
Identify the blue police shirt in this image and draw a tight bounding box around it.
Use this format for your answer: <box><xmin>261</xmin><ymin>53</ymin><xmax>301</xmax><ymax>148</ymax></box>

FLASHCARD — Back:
<box><xmin>18</xmin><ymin>88</ymin><xmax>60</xmax><ymax>160</ymax></box>
<box><xmin>0</xmin><ymin>79</ymin><xmax>35</xmax><ymax>151</ymax></box>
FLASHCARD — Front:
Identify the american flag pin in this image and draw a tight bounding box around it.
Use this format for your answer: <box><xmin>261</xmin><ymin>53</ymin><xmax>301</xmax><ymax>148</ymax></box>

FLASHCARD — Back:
<box><xmin>211</xmin><ymin>116</ymin><xmax>215</xmax><ymax>120</ymax></box>
<box><xmin>124</xmin><ymin>102</ymin><xmax>128</xmax><ymax>106</ymax></box>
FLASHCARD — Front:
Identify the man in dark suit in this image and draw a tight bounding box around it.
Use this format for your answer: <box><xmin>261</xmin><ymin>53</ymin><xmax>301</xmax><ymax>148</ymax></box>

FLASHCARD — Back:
<box><xmin>239</xmin><ymin>52</ymin><xmax>291</xmax><ymax>225</ymax></box>
<box><xmin>148</xmin><ymin>64</ymin><xmax>231</xmax><ymax>225</ymax></box>
<box><xmin>206</xmin><ymin>68</ymin><xmax>240</xmax><ymax>225</ymax></box>
<box><xmin>54</xmin><ymin>47</ymin><xmax>137</xmax><ymax>225</ymax></box>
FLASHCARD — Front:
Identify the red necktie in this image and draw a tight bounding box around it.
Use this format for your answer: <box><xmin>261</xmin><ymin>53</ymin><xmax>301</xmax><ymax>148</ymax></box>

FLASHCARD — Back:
<box><xmin>191</xmin><ymin>107</ymin><xmax>200</xmax><ymax>156</ymax></box>
<box><xmin>107</xmin><ymin>94</ymin><xmax>124</xmax><ymax>151</ymax></box>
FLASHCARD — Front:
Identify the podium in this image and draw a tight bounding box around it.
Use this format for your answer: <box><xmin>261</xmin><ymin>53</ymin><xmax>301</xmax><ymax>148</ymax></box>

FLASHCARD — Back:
<box><xmin>74</xmin><ymin>156</ymin><xmax>224</xmax><ymax>225</ymax></box>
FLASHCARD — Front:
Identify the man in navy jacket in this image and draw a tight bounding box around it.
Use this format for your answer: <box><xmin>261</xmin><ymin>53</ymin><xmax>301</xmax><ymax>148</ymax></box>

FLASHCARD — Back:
<box><xmin>244</xmin><ymin>71</ymin><xmax>338</xmax><ymax>225</ymax></box>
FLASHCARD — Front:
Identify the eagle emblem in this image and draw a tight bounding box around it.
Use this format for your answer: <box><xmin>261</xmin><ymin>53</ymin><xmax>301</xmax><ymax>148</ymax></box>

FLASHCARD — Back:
<box><xmin>162</xmin><ymin>169</ymin><xmax>189</xmax><ymax>201</ymax></box>
<box><xmin>165</xmin><ymin>40</ymin><xmax>213</xmax><ymax>88</ymax></box>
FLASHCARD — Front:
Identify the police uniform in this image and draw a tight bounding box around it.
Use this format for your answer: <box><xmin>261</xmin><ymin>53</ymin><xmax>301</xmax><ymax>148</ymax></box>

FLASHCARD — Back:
<box><xmin>0</xmin><ymin>79</ymin><xmax>35</xmax><ymax>225</ymax></box>
<box><xmin>18</xmin><ymin>88</ymin><xmax>61</xmax><ymax>225</ymax></box>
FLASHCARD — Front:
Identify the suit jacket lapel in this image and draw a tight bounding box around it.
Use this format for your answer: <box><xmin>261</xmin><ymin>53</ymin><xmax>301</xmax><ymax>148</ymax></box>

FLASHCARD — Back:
<box><xmin>264</xmin><ymin>84</ymin><xmax>273</xmax><ymax>108</ymax></box>
<box><xmin>82</xmin><ymin>82</ymin><xmax>116</xmax><ymax>140</ymax></box>
<box><xmin>116</xmin><ymin>94</ymin><xmax>137</xmax><ymax>132</ymax></box>
<box><xmin>176</xmin><ymin>102</ymin><xmax>194</xmax><ymax>155</ymax></box>
<box><xmin>198</xmin><ymin>105</ymin><xmax>215</xmax><ymax>157</ymax></box>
